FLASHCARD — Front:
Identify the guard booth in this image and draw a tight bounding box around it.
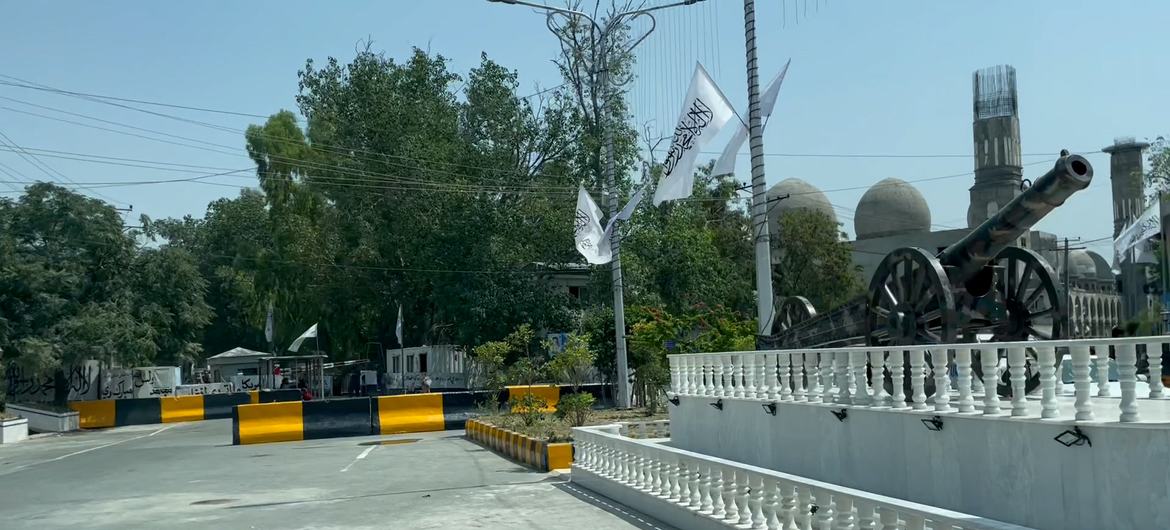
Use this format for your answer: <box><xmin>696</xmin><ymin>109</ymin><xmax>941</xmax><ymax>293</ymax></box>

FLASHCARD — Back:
<box><xmin>206</xmin><ymin>347</ymin><xmax>327</xmax><ymax>398</ymax></box>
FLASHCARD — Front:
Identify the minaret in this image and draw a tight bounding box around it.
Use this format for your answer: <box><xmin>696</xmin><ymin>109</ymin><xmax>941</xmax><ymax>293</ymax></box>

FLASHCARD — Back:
<box><xmin>1103</xmin><ymin>137</ymin><xmax>1151</xmax><ymax>321</ymax></box>
<box><xmin>968</xmin><ymin>65</ymin><xmax>1024</xmax><ymax>228</ymax></box>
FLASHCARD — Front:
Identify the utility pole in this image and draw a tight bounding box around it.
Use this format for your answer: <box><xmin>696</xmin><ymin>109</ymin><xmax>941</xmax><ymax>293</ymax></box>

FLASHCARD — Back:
<box><xmin>1053</xmin><ymin>237</ymin><xmax>1084</xmax><ymax>336</ymax></box>
<box><xmin>742</xmin><ymin>0</ymin><xmax>775</xmax><ymax>337</ymax></box>
<box><xmin>489</xmin><ymin>0</ymin><xmax>706</xmax><ymax>408</ymax></box>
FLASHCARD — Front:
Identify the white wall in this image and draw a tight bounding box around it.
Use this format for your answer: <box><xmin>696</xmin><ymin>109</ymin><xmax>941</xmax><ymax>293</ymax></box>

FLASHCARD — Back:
<box><xmin>670</xmin><ymin>397</ymin><xmax>1170</xmax><ymax>530</ymax></box>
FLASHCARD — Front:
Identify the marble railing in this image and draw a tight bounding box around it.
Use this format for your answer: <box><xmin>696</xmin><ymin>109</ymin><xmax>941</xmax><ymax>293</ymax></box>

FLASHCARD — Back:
<box><xmin>668</xmin><ymin>337</ymin><xmax>1170</xmax><ymax>423</ymax></box>
<box><xmin>618</xmin><ymin>419</ymin><xmax>670</xmax><ymax>439</ymax></box>
<box><xmin>572</xmin><ymin>424</ymin><xmax>1030</xmax><ymax>530</ymax></box>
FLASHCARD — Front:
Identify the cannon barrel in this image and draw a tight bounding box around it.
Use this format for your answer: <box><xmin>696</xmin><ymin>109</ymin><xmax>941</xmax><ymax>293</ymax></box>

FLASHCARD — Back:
<box><xmin>937</xmin><ymin>154</ymin><xmax>1093</xmax><ymax>281</ymax></box>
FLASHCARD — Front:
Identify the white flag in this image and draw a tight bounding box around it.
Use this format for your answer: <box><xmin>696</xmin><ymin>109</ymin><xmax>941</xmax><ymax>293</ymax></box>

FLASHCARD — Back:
<box><xmin>288</xmin><ymin>323</ymin><xmax>317</xmax><ymax>353</ymax></box>
<box><xmin>1114</xmin><ymin>202</ymin><xmax>1161</xmax><ymax>264</ymax></box>
<box><xmin>654</xmin><ymin>63</ymin><xmax>736</xmax><ymax>205</ymax></box>
<box><xmin>264</xmin><ymin>302</ymin><xmax>274</xmax><ymax>344</ymax></box>
<box><xmin>574</xmin><ymin>186</ymin><xmax>612</xmax><ymax>264</ymax></box>
<box><xmin>712</xmin><ymin>60</ymin><xmax>790</xmax><ymax>177</ymax></box>
<box><xmin>603</xmin><ymin>185</ymin><xmax>646</xmax><ymax>236</ymax></box>
<box><xmin>395</xmin><ymin>305</ymin><xmax>404</xmax><ymax>347</ymax></box>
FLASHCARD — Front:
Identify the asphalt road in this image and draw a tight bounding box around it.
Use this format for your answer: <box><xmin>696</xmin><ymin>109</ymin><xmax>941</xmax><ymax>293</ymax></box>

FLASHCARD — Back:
<box><xmin>0</xmin><ymin>419</ymin><xmax>673</xmax><ymax>530</ymax></box>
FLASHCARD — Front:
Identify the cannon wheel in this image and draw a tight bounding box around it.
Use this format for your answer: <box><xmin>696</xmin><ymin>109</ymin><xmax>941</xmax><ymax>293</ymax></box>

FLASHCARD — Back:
<box><xmin>866</xmin><ymin>247</ymin><xmax>957</xmax><ymax>399</ymax></box>
<box><xmin>974</xmin><ymin>246</ymin><xmax>1067</xmax><ymax>397</ymax></box>
<box><xmin>772</xmin><ymin>296</ymin><xmax>817</xmax><ymax>335</ymax></box>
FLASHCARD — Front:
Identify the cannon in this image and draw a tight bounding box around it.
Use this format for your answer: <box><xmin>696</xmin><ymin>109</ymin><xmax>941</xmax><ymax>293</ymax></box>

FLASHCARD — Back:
<box><xmin>760</xmin><ymin>153</ymin><xmax>1094</xmax><ymax>393</ymax></box>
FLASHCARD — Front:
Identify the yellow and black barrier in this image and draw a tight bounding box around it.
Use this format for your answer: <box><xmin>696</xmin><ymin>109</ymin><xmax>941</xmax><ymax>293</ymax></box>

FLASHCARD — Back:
<box><xmin>464</xmin><ymin>418</ymin><xmax>573</xmax><ymax>472</ymax></box>
<box><xmin>68</xmin><ymin>389</ymin><xmax>301</xmax><ymax>429</ymax></box>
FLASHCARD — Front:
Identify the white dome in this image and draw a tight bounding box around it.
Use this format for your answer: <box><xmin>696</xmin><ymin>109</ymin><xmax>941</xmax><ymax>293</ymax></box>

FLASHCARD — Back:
<box><xmin>767</xmin><ymin>178</ymin><xmax>837</xmax><ymax>230</ymax></box>
<box><xmin>855</xmin><ymin>178</ymin><xmax>932</xmax><ymax>240</ymax></box>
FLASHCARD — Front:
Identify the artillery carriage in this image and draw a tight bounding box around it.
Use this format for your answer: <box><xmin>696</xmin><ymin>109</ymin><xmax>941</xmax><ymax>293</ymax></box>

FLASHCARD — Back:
<box><xmin>760</xmin><ymin>153</ymin><xmax>1095</xmax><ymax>395</ymax></box>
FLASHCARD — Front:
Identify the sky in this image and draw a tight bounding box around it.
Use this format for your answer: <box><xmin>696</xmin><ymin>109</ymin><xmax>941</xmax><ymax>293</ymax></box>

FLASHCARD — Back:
<box><xmin>0</xmin><ymin>0</ymin><xmax>1167</xmax><ymax>258</ymax></box>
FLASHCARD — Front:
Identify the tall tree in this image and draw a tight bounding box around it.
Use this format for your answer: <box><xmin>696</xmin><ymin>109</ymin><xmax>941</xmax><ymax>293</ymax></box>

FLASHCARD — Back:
<box><xmin>771</xmin><ymin>209</ymin><xmax>863</xmax><ymax>312</ymax></box>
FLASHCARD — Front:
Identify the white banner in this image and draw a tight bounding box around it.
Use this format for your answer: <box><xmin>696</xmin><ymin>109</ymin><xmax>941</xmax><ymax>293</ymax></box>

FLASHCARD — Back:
<box><xmin>1114</xmin><ymin>202</ymin><xmax>1161</xmax><ymax>264</ymax></box>
<box><xmin>574</xmin><ymin>186</ymin><xmax>612</xmax><ymax>264</ymax></box>
<box><xmin>654</xmin><ymin>63</ymin><xmax>736</xmax><ymax>205</ymax></box>
<box><xmin>712</xmin><ymin>60</ymin><xmax>790</xmax><ymax>177</ymax></box>
<box><xmin>288</xmin><ymin>323</ymin><xmax>317</xmax><ymax>353</ymax></box>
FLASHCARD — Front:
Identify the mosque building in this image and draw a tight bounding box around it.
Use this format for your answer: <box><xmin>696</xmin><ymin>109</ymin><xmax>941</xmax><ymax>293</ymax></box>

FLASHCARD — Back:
<box><xmin>766</xmin><ymin>65</ymin><xmax>1151</xmax><ymax>338</ymax></box>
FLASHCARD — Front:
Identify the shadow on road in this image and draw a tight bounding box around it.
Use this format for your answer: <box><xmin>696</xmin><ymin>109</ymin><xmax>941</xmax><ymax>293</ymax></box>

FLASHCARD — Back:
<box><xmin>553</xmin><ymin>481</ymin><xmax>675</xmax><ymax>530</ymax></box>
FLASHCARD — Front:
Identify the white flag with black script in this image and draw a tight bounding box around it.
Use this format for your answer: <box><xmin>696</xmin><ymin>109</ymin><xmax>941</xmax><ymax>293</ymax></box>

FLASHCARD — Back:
<box><xmin>574</xmin><ymin>186</ymin><xmax>612</xmax><ymax>264</ymax></box>
<box><xmin>654</xmin><ymin>63</ymin><xmax>736</xmax><ymax>205</ymax></box>
<box><xmin>1114</xmin><ymin>201</ymin><xmax>1161</xmax><ymax>264</ymax></box>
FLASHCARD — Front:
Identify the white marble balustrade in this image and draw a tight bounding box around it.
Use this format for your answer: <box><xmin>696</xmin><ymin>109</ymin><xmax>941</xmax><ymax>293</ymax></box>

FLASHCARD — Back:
<box><xmin>667</xmin><ymin>336</ymin><xmax>1170</xmax><ymax>424</ymax></box>
<box><xmin>573</xmin><ymin>424</ymin><xmax>1031</xmax><ymax>530</ymax></box>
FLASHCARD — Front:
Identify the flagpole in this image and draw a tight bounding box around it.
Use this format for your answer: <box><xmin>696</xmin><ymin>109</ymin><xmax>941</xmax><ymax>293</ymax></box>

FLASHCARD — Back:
<box><xmin>743</xmin><ymin>0</ymin><xmax>776</xmax><ymax>338</ymax></box>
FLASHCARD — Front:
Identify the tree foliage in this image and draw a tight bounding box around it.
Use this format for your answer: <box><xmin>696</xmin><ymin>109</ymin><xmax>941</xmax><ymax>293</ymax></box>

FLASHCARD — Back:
<box><xmin>772</xmin><ymin>209</ymin><xmax>863</xmax><ymax>312</ymax></box>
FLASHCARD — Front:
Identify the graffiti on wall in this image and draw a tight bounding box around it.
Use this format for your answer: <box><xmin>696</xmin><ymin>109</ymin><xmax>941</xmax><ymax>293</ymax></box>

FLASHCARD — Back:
<box><xmin>4</xmin><ymin>362</ymin><xmax>101</xmax><ymax>402</ymax></box>
<box><xmin>100</xmin><ymin>367</ymin><xmax>178</xmax><ymax>399</ymax></box>
<box><xmin>175</xmin><ymin>383</ymin><xmax>234</xmax><ymax>396</ymax></box>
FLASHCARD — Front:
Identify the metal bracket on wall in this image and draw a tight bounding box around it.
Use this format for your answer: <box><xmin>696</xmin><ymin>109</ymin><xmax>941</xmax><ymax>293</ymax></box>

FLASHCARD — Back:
<box><xmin>830</xmin><ymin>408</ymin><xmax>848</xmax><ymax>422</ymax></box>
<box><xmin>709</xmin><ymin>398</ymin><xmax>724</xmax><ymax>411</ymax></box>
<box><xmin>1054</xmin><ymin>426</ymin><xmax>1092</xmax><ymax>447</ymax></box>
<box><xmin>667</xmin><ymin>395</ymin><xmax>680</xmax><ymax>407</ymax></box>
<box><xmin>762</xmin><ymin>402</ymin><xmax>778</xmax><ymax>416</ymax></box>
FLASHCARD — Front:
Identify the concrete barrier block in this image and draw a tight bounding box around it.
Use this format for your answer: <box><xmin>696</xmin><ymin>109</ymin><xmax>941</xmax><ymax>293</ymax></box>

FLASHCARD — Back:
<box><xmin>114</xmin><ymin>397</ymin><xmax>162</xmax><ymax>426</ymax></box>
<box><xmin>303</xmin><ymin>398</ymin><xmax>372</xmax><ymax>440</ymax></box>
<box><xmin>203</xmin><ymin>393</ymin><xmax>252</xmax><ymax>419</ymax></box>
<box><xmin>233</xmin><ymin>401</ymin><xmax>303</xmax><ymax>445</ymax></box>
<box><xmin>160</xmin><ymin>395</ymin><xmax>204</xmax><ymax>423</ymax></box>
<box><xmin>69</xmin><ymin>399</ymin><xmax>116</xmax><ymax>429</ymax></box>
<box><xmin>546</xmin><ymin>442</ymin><xmax>573</xmax><ymax>471</ymax></box>
<box><xmin>374</xmin><ymin>394</ymin><xmax>445</xmax><ymax>435</ymax></box>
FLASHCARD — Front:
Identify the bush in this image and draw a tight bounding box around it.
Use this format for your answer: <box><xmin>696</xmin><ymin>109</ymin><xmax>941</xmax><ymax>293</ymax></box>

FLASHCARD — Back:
<box><xmin>508</xmin><ymin>393</ymin><xmax>548</xmax><ymax>426</ymax></box>
<box><xmin>556</xmin><ymin>391</ymin><xmax>595</xmax><ymax>427</ymax></box>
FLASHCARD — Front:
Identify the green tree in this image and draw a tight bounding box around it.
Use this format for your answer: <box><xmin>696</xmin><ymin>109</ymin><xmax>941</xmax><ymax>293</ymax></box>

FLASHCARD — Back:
<box><xmin>130</xmin><ymin>245</ymin><xmax>213</xmax><ymax>367</ymax></box>
<box><xmin>772</xmin><ymin>209</ymin><xmax>863</xmax><ymax>313</ymax></box>
<box><xmin>547</xmin><ymin>333</ymin><xmax>595</xmax><ymax>392</ymax></box>
<box><xmin>0</xmin><ymin>184</ymin><xmax>156</xmax><ymax>405</ymax></box>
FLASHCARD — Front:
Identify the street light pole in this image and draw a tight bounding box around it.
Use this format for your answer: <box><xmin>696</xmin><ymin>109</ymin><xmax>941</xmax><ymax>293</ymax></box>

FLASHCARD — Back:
<box><xmin>489</xmin><ymin>0</ymin><xmax>705</xmax><ymax>409</ymax></box>
<box><xmin>742</xmin><ymin>0</ymin><xmax>774</xmax><ymax>337</ymax></box>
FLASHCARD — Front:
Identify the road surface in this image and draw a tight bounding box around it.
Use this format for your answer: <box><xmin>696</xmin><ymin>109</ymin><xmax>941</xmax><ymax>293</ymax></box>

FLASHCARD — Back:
<box><xmin>0</xmin><ymin>419</ymin><xmax>672</xmax><ymax>530</ymax></box>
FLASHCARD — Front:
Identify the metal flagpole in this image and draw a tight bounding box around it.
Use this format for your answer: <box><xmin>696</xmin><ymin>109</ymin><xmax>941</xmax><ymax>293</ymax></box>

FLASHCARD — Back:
<box><xmin>743</xmin><ymin>0</ymin><xmax>775</xmax><ymax>337</ymax></box>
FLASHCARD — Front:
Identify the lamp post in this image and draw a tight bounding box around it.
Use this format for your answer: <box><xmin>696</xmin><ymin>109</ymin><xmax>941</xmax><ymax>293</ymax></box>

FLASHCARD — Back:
<box><xmin>488</xmin><ymin>0</ymin><xmax>706</xmax><ymax>408</ymax></box>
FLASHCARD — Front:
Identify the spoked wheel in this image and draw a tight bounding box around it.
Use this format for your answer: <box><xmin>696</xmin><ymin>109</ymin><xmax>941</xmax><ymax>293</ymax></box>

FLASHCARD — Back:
<box><xmin>973</xmin><ymin>246</ymin><xmax>1067</xmax><ymax>397</ymax></box>
<box><xmin>865</xmin><ymin>247</ymin><xmax>958</xmax><ymax>399</ymax></box>
<box><xmin>772</xmin><ymin>296</ymin><xmax>817</xmax><ymax>335</ymax></box>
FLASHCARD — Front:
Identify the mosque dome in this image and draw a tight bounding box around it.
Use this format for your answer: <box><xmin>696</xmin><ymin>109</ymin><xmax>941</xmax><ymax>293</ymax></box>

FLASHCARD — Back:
<box><xmin>1068</xmin><ymin>249</ymin><xmax>1115</xmax><ymax>280</ymax></box>
<box><xmin>767</xmin><ymin>178</ymin><xmax>837</xmax><ymax>230</ymax></box>
<box><xmin>854</xmin><ymin>178</ymin><xmax>932</xmax><ymax>240</ymax></box>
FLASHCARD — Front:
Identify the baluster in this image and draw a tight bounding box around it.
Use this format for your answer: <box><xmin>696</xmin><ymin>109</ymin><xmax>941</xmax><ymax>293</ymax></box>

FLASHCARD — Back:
<box><xmin>669</xmin><ymin>356</ymin><xmax>680</xmax><ymax>396</ymax></box>
<box><xmin>1118</xmin><ymin>342</ymin><xmax>1139</xmax><ymax>422</ymax></box>
<box><xmin>890</xmin><ymin>350</ymin><xmax>907</xmax><ymax>409</ymax></box>
<box><xmin>778</xmin><ymin>354</ymin><xmax>793</xmax><ymax>401</ymax></box>
<box><xmin>1072</xmin><ymin>344</ymin><xmax>1094</xmax><ymax>421</ymax></box>
<box><xmin>757</xmin><ymin>353</ymin><xmax>769</xmax><ymax>399</ymax></box>
<box><xmin>806</xmin><ymin>353</ymin><xmax>822</xmax><ymax>402</ymax></box>
<box><xmin>738</xmin><ymin>471</ymin><xmax>753</xmax><ymax>526</ymax></box>
<box><xmin>727</xmin><ymin>354</ymin><xmax>738</xmax><ymax>398</ymax></box>
<box><xmin>705</xmin><ymin>357</ymin><xmax>716</xmax><ymax>396</ymax></box>
<box><xmin>794</xmin><ymin>486</ymin><xmax>812</xmax><ymax>530</ymax></box>
<box><xmin>672</xmin><ymin>457</ymin><xmax>686</xmax><ymax>503</ymax></box>
<box><xmin>679</xmin><ymin>356</ymin><xmax>690</xmax><ymax>396</ymax></box>
<box><xmin>714</xmin><ymin>356</ymin><xmax>726</xmax><ymax>397</ymax></box>
<box><xmin>762</xmin><ymin>476</ymin><xmax>780</xmax><ymax>530</ymax></box>
<box><xmin>1096</xmin><ymin>346</ymin><xmax>1112</xmax><ymax>397</ymax></box>
<box><xmin>971</xmin><ymin>356</ymin><xmax>986</xmax><ymax>395</ymax></box>
<box><xmin>630</xmin><ymin>446</ymin><xmax>642</xmax><ymax>487</ymax></box>
<box><xmin>645</xmin><ymin>448</ymin><xmax>658</xmax><ymax>492</ymax></box>
<box><xmin>869</xmin><ymin>351</ymin><xmax>888</xmax><ymax>407</ymax></box>
<box><xmin>832</xmin><ymin>495</ymin><xmax>854</xmax><ymax>530</ymax></box>
<box><xmin>909</xmin><ymin>348</ymin><xmax>928</xmax><ymax>410</ymax></box>
<box><xmin>1148</xmin><ymin>341</ymin><xmax>1165</xmax><ymax>398</ymax></box>
<box><xmin>933</xmin><ymin>348</ymin><xmax>952</xmax><ymax>412</ymax></box>
<box><xmin>855</xmin><ymin>500</ymin><xmax>877</xmax><ymax>530</ymax></box>
<box><xmin>748</xmin><ymin>474</ymin><xmax>767</xmax><ymax>529</ymax></box>
<box><xmin>811</xmin><ymin>488</ymin><xmax>833</xmax><ymax>530</ymax></box>
<box><xmin>700</xmin><ymin>463</ymin><xmax>715</xmax><ymax>513</ymax></box>
<box><xmin>742</xmin><ymin>354</ymin><xmax>755</xmax><ymax>398</ymax></box>
<box><xmin>955</xmin><ymin>346</ymin><xmax>975</xmax><ymax>413</ymax></box>
<box><xmin>688</xmin><ymin>460</ymin><xmax>703</xmax><ymax>509</ymax></box>
<box><xmin>732</xmin><ymin>355</ymin><xmax>745</xmax><ymax>398</ymax></box>
<box><xmin>660</xmin><ymin>455</ymin><xmax>674</xmax><ymax>498</ymax></box>
<box><xmin>850</xmin><ymin>351</ymin><xmax>869</xmax><ymax>405</ymax></box>
<box><xmin>767</xmin><ymin>353</ymin><xmax>780</xmax><ymax>401</ymax></box>
<box><xmin>876</xmin><ymin>507</ymin><xmax>898</xmax><ymax>530</ymax></box>
<box><xmin>722</xmin><ymin>467</ymin><xmax>739</xmax><ymax>522</ymax></box>
<box><xmin>1038</xmin><ymin>344</ymin><xmax>1059</xmax><ymax>418</ymax></box>
<box><xmin>792</xmin><ymin>353</ymin><xmax>807</xmax><ymax>401</ymax></box>
<box><xmin>835</xmin><ymin>351</ymin><xmax>851</xmax><ymax>404</ymax></box>
<box><xmin>1008</xmin><ymin>346</ymin><xmax>1028</xmax><ymax>417</ymax></box>
<box><xmin>980</xmin><ymin>347</ymin><xmax>1002</xmax><ymax>415</ymax></box>
<box><xmin>710</xmin><ymin>465</ymin><xmax>726</xmax><ymax>518</ymax></box>
<box><xmin>820</xmin><ymin>352</ymin><xmax>834</xmax><ymax>403</ymax></box>
<box><xmin>904</xmin><ymin>512</ymin><xmax>925</xmax><ymax>530</ymax></box>
<box><xmin>777</xmin><ymin>480</ymin><xmax>797</xmax><ymax>530</ymax></box>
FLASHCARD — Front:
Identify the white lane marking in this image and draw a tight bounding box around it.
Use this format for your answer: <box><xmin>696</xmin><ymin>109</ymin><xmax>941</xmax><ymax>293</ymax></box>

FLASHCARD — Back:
<box><xmin>4</xmin><ymin>423</ymin><xmax>179</xmax><ymax>474</ymax></box>
<box><xmin>339</xmin><ymin>445</ymin><xmax>378</xmax><ymax>473</ymax></box>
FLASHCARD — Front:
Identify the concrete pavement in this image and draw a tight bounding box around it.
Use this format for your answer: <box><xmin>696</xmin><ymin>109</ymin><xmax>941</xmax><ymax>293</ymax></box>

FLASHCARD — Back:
<box><xmin>0</xmin><ymin>419</ymin><xmax>673</xmax><ymax>530</ymax></box>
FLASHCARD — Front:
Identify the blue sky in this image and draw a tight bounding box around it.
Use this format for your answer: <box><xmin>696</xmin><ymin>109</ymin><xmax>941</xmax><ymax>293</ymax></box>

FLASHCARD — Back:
<box><xmin>1</xmin><ymin>0</ymin><xmax>1166</xmax><ymax>256</ymax></box>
